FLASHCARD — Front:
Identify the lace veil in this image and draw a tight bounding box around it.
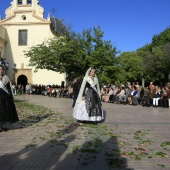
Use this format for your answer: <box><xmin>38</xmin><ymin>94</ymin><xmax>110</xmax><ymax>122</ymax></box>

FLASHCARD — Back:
<box><xmin>76</xmin><ymin>67</ymin><xmax>101</xmax><ymax>104</ymax></box>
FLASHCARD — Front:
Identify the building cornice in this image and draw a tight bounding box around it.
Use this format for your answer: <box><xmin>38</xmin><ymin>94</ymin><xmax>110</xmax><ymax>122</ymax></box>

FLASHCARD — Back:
<box><xmin>0</xmin><ymin>22</ymin><xmax>50</xmax><ymax>26</ymax></box>
<box><xmin>0</xmin><ymin>9</ymin><xmax>50</xmax><ymax>25</ymax></box>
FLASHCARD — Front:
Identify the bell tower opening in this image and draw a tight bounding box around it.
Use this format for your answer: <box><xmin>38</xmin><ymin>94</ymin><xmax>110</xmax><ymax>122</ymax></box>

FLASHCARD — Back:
<box><xmin>18</xmin><ymin>0</ymin><xmax>22</xmax><ymax>5</ymax></box>
<box><xmin>17</xmin><ymin>0</ymin><xmax>32</xmax><ymax>5</ymax></box>
<box><xmin>27</xmin><ymin>0</ymin><xmax>32</xmax><ymax>4</ymax></box>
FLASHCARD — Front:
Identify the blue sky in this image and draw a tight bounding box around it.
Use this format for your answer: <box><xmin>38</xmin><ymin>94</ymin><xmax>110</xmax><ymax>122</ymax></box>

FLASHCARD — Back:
<box><xmin>0</xmin><ymin>0</ymin><xmax>170</xmax><ymax>52</ymax></box>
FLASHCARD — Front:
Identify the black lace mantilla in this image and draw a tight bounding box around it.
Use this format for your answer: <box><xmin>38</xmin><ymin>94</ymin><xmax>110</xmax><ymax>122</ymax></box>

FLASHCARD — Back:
<box><xmin>85</xmin><ymin>87</ymin><xmax>102</xmax><ymax>117</ymax></box>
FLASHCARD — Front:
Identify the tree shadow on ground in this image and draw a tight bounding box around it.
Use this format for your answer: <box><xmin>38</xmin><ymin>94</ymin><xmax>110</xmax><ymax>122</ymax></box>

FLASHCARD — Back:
<box><xmin>0</xmin><ymin>122</ymin><xmax>79</xmax><ymax>169</ymax></box>
<box><xmin>0</xmin><ymin>120</ymin><xmax>133</xmax><ymax>170</ymax></box>
<box><xmin>55</xmin><ymin>135</ymin><xmax>133</xmax><ymax>170</ymax></box>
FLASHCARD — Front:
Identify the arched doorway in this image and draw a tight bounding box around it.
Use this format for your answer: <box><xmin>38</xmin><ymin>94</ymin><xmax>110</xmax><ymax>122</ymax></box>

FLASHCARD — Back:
<box><xmin>17</xmin><ymin>75</ymin><xmax>28</xmax><ymax>93</ymax></box>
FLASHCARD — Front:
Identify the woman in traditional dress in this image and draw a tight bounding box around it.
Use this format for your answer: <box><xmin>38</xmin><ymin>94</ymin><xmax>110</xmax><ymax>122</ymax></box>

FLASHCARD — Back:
<box><xmin>0</xmin><ymin>64</ymin><xmax>19</xmax><ymax>132</ymax></box>
<box><xmin>73</xmin><ymin>67</ymin><xmax>104</xmax><ymax>124</ymax></box>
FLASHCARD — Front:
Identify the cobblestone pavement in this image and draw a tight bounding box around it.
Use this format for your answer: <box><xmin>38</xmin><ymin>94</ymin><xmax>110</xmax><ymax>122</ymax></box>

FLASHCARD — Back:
<box><xmin>0</xmin><ymin>94</ymin><xmax>170</xmax><ymax>170</ymax></box>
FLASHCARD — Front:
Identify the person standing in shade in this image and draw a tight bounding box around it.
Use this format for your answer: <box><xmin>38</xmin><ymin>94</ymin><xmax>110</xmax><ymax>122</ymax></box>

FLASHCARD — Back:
<box><xmin>26</xmin><ymin>83</ymin><xmax>31</xmax><ymax>95</ymax></box>
<box><xmin>0</xmin><ymin>64</ymin><xmax>19</xmax><ymax>132</ymax></box>
<box><xmin>71</xmin><ymin>78</ymin><xmax>80</xmax><ymax>107</ymax></box>
<box><xmin>73</xmin><ymin>67</ymin><xmax>104</xmax><ymax>125</ymax></box>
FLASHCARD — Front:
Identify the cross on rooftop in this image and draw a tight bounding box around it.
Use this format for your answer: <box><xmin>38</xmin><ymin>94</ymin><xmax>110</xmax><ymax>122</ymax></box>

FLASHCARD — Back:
<box><xmin>51</xmin><ymin>8</ymin><xmax>57</xmax><ymax>17</ymax></box>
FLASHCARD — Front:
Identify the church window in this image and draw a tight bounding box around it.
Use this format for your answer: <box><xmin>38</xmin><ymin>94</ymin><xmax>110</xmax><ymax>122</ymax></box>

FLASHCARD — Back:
<box><xmin>27</xmin><ymin>0</ymin><xmax>32</xmax><ymax>4</ymax></box>
<box><xmin>18</xmin><ymin>30</ymin><xmax>28</xmax><ymax>46</ymax></box>
<box><xmin>18</xmin><ymin>0</ymin><xmax>22</xmax><ymax>5</ymax></box>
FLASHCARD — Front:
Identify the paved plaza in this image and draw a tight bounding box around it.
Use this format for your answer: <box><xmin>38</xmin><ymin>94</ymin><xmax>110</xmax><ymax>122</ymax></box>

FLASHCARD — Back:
<box><xmin>0</xmin><ymin>94</ymin><xmax>170</xmax><ymax>170</ymax></box>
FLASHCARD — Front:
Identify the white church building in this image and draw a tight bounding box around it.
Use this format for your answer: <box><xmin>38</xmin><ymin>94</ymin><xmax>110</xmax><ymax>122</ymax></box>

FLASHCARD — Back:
<box><xmin>0</xmin><ymin>0</ymin><xmax>66</xmax><ymax>87</ymax></box>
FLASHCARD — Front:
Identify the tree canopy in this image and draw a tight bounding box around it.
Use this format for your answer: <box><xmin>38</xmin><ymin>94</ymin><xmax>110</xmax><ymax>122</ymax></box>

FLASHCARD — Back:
<box><xmin>25</xmin><ymin>24</ymin><xmax>170</xmax><ymax>86</ymax></box>
<box><xmin>136</xmin><ymin>27</ymin><xmax>170</xmax><ymax>84</ymax></box>
<box><xmin>24</xmin><ymin>26</ymin><xmax>117</xmax><ymax>83</ymax></box>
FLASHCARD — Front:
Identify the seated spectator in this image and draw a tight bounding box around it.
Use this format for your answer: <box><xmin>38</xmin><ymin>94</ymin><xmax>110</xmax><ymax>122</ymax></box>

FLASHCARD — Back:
<box><xmin>132</xmin><ymin>87</ymin><xmax>141</xmax><ymax>105</ymax></box>
<box><xmin>120</xmin><ymin>86</ymin><xmax>131</xmax><ymax>104</ymax></box>
<box><xmin>41</xmin><ymin>85</ymin><xmax>48</xmax><ymax>96</ymax></box>
<box><xmin>101</xmin><ymin>86</ymin><xmax>107</xmax><ymax>101</ymax></box>
<box><xmin>129</xmin><ymin>86</ymin><xmax>138</xmax><ymax>105</ymax></box>
<box><xmin>159</xmin><ymin>86</ymin><xmax>170</xmax><ymax>108</ymax></box>
<box><xmin>109</xmin><ymin>86</ymin><xmax>120</xmax><ymax>103</ymax></box>
<box><xmin>115</xmin><ymin>87</ymin><xmax>125</xmax><ymax>104</ymax></box>
<box><xmin>102</xmin><ymin>87</ymin><xmax>114</xmax><ymax>102</ymax></box>
<box><xmin>60</xmin><ymin>87</ymin><xmax>69</xmax><ymax>97</ymax></box>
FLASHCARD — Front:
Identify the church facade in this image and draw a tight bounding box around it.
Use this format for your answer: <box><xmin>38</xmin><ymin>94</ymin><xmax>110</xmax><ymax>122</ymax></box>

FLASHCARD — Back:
<box><xmin>0</xmin><ymin>0</ymin><xmax>66</xmax><ymax>87</ymax></box>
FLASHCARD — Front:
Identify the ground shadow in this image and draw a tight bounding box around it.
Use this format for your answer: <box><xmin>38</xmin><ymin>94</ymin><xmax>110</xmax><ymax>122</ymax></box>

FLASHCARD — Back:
<box><xmin>0</xmin><ymin>121</ymin><xmax>133</xmax><ymax>170</ymax></box>
<box><xmin>0</xmin><ymin>122</ymin><xmax>79</xmax><ymax>169</ymax></box>
<box><xmin>55</xmin><ymin>135</ymin><xmax>133</xmax><ymax>170</ymax></box>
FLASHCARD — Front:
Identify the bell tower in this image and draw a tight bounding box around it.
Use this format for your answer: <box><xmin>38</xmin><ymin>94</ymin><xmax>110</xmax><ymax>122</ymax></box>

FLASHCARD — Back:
<box><xmin>5</xmin><ymin>0</ymin><xmax>44</xmax><ymax>19</ymax></box>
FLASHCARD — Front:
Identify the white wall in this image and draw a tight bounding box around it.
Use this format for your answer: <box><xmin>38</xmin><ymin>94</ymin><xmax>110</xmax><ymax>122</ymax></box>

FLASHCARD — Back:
<box><xmin>0</xmin><ymin>1</ymin><xmax>66</xmax><ymax>85</ymax></box>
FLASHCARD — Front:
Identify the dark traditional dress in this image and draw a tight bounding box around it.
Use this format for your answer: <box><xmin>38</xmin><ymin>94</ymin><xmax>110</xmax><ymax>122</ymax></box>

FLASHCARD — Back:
<box><xmin>0</xmin><ymin>75</ymin><xmax>19</xmax><ymax>124</ymax></box>
<box><xmin>73</xmin><ymin>76</ymin><xmax>103</xmax><ymax>121</ymax></box>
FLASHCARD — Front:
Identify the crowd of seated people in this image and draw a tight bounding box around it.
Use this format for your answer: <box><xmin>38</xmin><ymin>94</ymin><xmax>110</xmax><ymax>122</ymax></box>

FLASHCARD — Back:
<box><xmin>22</xmin><ymin>84</ymin><xmax>72</xmax><ymax>98</ymax></box>
<box><xmin>42</xmin><ymin>86</ymin><xmax>71</xmax><ymax>98</ymax></box>
<box><xmin>16</xmin><ymin>80</ymin><xmax>170</xmax><ymax>108</ymax></box>
<box><xmin>101</xmin><ymin>81</ymin><xmax>170</xmax><ymax>108</ymax></box>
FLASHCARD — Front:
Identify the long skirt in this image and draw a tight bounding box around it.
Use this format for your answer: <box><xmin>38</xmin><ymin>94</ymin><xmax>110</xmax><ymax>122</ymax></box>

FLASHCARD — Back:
<box><xmin>73</xmin><ymin>88</ymin><xmax>104</xmax><ymax>121</ymax></box>
<box><xmin>0</xmin><ymin>89</ymin><xmax>19</xmax><ymax>124</ymax></box>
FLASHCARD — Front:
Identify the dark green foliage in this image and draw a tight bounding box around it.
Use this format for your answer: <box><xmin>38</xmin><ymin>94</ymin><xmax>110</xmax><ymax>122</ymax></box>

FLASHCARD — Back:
<box><xmin>24</xmin><ymin>26</ymin><xmax>117</xmax><ymax>82</ymax></box>
<box><xmin>24</xmin><ymin>22</ymin><xmax>170</xmax><ymax>84</ymax></box>
<box><xmin>114</xmin><ymin>52</ymin><xmax>143</xmax><ymax>84</ymax></box>
<box><xmin>136</xmin><ymin>27</ymin><xmax>170</xmax><ymax>84</ymax></box>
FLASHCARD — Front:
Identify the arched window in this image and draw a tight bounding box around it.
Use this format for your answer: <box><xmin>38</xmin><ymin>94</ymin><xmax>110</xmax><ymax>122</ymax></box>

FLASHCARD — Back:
<box><xmin>27</xmin><ymin>0</ymin><xmax>32</xmax><ymax>4</ymax></box>
<box><xmin>18</xmin><ymin>0</ymin><xmax>22</xmax><ymax>5</ymax></box>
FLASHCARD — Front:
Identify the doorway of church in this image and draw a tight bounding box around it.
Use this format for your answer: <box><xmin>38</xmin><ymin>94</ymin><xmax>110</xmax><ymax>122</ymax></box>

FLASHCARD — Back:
<box><xmin>17</xmin><ymin>75</ymin><xmax>28</xmax><ymax>93</ymax></box>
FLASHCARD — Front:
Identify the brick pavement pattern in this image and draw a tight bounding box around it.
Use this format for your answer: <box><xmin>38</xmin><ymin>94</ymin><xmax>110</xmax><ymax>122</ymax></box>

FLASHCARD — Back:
<box><xmin>0</xmin><ymin>94</ymin><xmax>170</xmax><ymax>170</ymax></box>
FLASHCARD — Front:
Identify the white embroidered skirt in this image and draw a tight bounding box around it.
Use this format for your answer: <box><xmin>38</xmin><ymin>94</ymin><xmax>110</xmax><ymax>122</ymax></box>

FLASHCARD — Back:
<box><xmin>73</xmin><ymin>100</ymin><xmax>104</xmax><ymax>121</ymax></box>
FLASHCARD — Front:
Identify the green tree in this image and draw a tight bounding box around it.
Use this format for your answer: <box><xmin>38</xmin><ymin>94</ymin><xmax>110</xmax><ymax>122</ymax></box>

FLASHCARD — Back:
<box><xmin>114</xmin><ymin>52</ymin><xmax>143</xmax><ymax>84</ymax></box>
<box><xmin>24</xmin><ymin>26</ymin><xmax>117</xmax><ymax>82</ymax></box>
<box><xmin>85</xmin><ymin>27</ymin><xmax>117</xmax><ymax>83</ymax></box>
<box><xmin>152</xmin><ymin>27</ymin><xmax>170</xmax><ymax>47</ymax></box>
<box><xmin>137</xmin><ymin>27</ymin><xmax>170</xmax><ymax>84</ymax></box>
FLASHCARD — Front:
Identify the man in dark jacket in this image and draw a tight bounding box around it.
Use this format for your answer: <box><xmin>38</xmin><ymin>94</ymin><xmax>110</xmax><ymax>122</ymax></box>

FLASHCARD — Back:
<box><xmin>71</xmin><ymin>78</ymin><xmax>80</xmax><ymax>107</ymax></box>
